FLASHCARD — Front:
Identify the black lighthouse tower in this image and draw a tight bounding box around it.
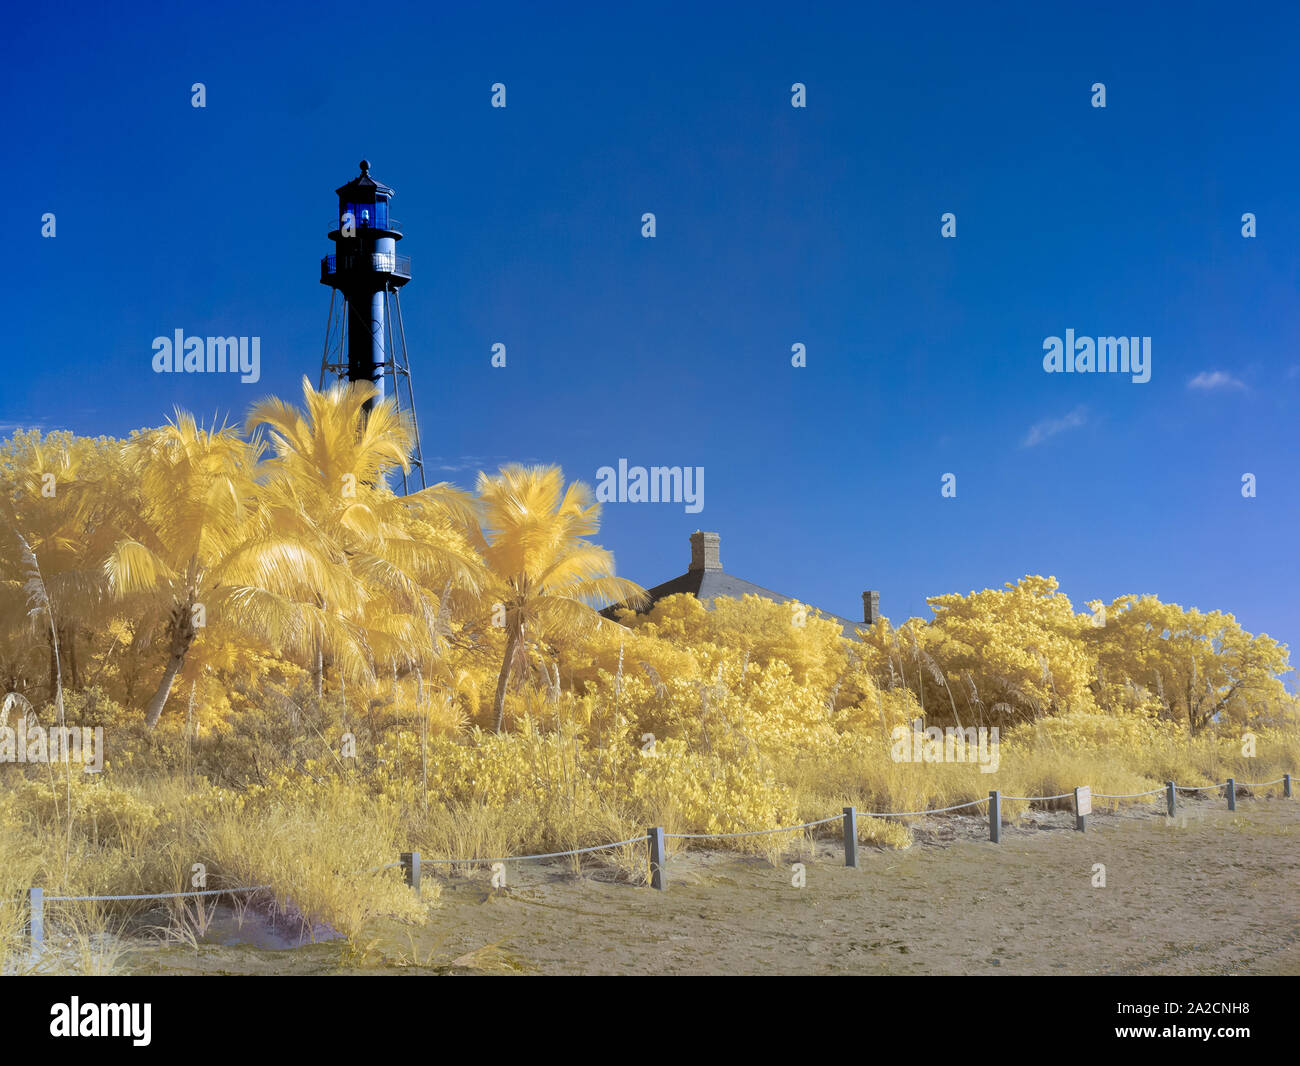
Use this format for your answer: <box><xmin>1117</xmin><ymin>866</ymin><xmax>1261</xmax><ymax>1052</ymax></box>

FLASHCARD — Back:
<box><xmin>319</xmin><ymin>160</ymin><xmax>426</xmax><ymax>492</ymax></box>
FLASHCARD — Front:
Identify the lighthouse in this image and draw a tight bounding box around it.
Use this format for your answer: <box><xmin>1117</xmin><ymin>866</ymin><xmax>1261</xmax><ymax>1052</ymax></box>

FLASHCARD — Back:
<box><xmin>319</xmin><ymin>160</ymin><xmax>426</xmax><ymax>491</ymax></box>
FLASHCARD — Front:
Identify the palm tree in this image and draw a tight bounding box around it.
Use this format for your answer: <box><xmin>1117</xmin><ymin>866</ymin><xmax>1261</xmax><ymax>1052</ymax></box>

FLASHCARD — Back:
<box><xmin>246</xmin><ymin>377</ymin><xmax>482</xmax><ymax>699</ymax></box>
<box><xmin>467</xmin><ymin>464</ymin><xmax>647</xmax><ymax>732</ymax></box>
<box><xmin>0</xmin><ymin>431</ymin><xmax>128</xmax><ymax>705</ymax></box>
<box><xmin>106</xmin><ymin>411</ymin><xmax>356</xmax><ymax>730</ymax></box>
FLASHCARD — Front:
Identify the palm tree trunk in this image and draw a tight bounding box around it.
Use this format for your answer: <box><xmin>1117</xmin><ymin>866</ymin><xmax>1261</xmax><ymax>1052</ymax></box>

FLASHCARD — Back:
<box><xmin>144</xmin><ymin>653</ymin><xmax>186</xmax><ymax>730</ymax></box>
<box><xmin>145</xmin><ymin>601</ymin><xmax>197</xmax><ymax>730</ymax></box>
<box><xmin>63</xmin><ymin>623</ymin><xmax>79</xmax><ymax>690</ymax></box>
<box><xmin>49</xmin><ymin>631</ymin><xmax>59</xmax><ymax>709</ymax></box>
<box><xmin>45</xmin><ymin>596</ymin><xmax>71</xmax><ymax>862</ymax></box>
<box><xmin>310</xmin><ymin>597</ymin><xmax>327</xmax><ymax>702</ymax></box>
<box><xmin>492</xmin><ymin>627</ymin><xmax>519</xmax><ymax>732</ymax></box>
<box><xmin>416</xmin><ymin>667</ymin><xmax>428</xmax><ymax>812</ymax></box>
<box><xmin>311</xmin><ymin>642</ymin><xmax>324</xmax><ymax>702</ymax></box>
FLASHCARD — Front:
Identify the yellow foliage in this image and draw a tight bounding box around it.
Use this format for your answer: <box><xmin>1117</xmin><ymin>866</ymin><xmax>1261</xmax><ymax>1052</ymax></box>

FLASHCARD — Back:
<box><xmin>2</xmin><ymin>396</ymin><xmax>1299</xmax><ymax>965</ymax></box>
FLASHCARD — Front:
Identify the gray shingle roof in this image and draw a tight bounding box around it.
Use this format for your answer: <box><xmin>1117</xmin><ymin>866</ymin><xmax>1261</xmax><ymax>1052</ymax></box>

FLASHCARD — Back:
<box><xmin>603</xmin><ymin>567</ymin><xmax>862</xmax><ymax>637</ymax></box>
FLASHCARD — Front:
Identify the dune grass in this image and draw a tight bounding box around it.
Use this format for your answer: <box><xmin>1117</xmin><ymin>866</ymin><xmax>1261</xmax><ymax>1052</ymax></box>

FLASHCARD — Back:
<box><xmin>2</xmin><ymin>704</ymin><xmax>1295</xmax><ymax>972</ymax></box>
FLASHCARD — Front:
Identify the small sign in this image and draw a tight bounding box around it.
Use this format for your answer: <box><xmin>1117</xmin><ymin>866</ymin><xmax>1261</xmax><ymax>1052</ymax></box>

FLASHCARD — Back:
<box><xmin>1076</xmin><ymin>786</ymin><xmax>1092</xmax><ymax>816</ymax></box>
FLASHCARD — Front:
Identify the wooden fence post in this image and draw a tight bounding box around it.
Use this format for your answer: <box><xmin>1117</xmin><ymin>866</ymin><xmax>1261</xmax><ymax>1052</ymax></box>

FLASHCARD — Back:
<box><xmin>843</xmin><ymin>807</ymin><xmax>858</xmax><ymax>868</ymax></box>
<box><xmin>1166</xmin><ymin>781</ymin><xmax>1176</xmax><ymax>818</ymax></box>
<box><xmin>1074</xmin><ymin>786</ymin><xmax>1090</xmax><ymax>833</ymax></box>
<box><xmin>1285</xmin><ymin>773</ymin><xmax>1292</xmax><ymax>799</ymax></box>
<box><xmin>988</xmin><ymin>791</ymin><xmax>1001</xmax><ymax>843</ymax></box>
<box><xmin>648</xmin><ymin>827</ymin><xmax>666</xmax><ymax>890</ymax></box>
<box><xmin>1226</xmin><ymin>778</ymin><xmax>1236</xmax><ymax>812</ymax></box>
<box><xmin>401</xmin><ymin>851</ymin><xmax>421</xmax><ymax>898</ymax></box>
<box><xmin>28</xmin><ymin>887</ymin><xmax>43</xmax><ymax>955</ymax></box>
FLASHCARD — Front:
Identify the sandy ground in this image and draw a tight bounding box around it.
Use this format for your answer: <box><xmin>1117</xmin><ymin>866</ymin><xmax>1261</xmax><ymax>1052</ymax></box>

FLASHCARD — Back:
<box><xmin>128</xmin><ymin>791</ymin><xmax>1300</xmax><ymax>976</ymax></box>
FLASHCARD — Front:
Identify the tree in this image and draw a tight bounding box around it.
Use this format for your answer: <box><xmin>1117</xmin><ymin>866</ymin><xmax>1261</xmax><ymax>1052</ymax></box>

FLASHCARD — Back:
<box><xmin>0</xmin><ymin>431</ymin><xmax>128</xmax><ymax>704</ymax></box>
<box><xmin>1087</xmin><ymin>594</ymin><xmax>1292</xmax><ymax>732</ymax></box>
<box><xmin>247</xmin><ymin>377</ymin><xmax>482</xmax><ymax>700</ymax></box>
<box><xmin>106</xmin><ymin>411</ymin><xmax>355</xmax><ymax>729</ymax></box>
<box><xmin>466</xmin><ymin>464</ymin><xmax>647</xmax><ymax>732</ymax></box>
<box><xmin>862</xmin><ymin>576</ymin><xmax>1098</xmax><ymax>727</ymax></box>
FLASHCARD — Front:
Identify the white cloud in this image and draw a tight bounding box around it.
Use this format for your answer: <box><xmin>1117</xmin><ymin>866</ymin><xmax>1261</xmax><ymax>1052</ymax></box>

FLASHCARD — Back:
<box><xmin>0</xmin><ymin>420</ymin><xmax>51</xmax><ymax>438</ymax></box>
<box><xmin>1187</xmin><ymin>370</ymin><xmax>1246</xmax><ymax>391</ymax></box>
<box><xmin>426</xmin><ymin>454</ymin><xmax>545</xmax><ymax>474</ymax></box>
<box><xmin>1023</xmin><ymin>405</ymin><xmax>1088</xmax><ymax>448</ymax></box>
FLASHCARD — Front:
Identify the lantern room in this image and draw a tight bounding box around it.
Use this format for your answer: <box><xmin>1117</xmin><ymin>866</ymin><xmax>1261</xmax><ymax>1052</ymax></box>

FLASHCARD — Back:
<box><xmin>333</xmin><ymin>159</ymin><xmax>400</xmax><ymax>234</ymax></box>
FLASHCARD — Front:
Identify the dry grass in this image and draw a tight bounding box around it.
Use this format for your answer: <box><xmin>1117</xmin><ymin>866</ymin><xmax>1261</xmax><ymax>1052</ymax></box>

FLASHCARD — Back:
<box><xmin>1</xmin><ymin>715</ymin><xmax>1295</xmax><ymax>971</ymax></box>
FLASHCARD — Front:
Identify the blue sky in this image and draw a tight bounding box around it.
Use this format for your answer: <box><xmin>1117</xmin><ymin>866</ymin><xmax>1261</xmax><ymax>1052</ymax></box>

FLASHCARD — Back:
<box><xmin>4</xmin><ymin>1</ymin><xmax>1298</xmax><ymax>655</ymax></box>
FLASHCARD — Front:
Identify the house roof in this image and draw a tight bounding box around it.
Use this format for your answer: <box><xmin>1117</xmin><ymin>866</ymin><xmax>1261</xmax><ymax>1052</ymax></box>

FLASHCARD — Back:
<box><xmin>601</xmin><ymin>531</ymin><xmax>868</xmax><ymax>637</ymax></box>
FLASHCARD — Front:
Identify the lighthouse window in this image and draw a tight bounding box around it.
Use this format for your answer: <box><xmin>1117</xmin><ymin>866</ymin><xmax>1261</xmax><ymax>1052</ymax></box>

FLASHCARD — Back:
<box><xmin>343</xmin><ymin>201</ymin><xmax>388</xmax><ymax>230</ymax></box>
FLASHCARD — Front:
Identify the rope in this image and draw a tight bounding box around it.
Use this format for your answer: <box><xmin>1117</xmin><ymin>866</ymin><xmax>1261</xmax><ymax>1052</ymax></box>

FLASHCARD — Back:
<box><xmin>665</xmin><ymin>814</ymin><xmax>843</xmax><ymax>840</ymax></box>
<box><xmin>421</xmin><ymin>835</ymin><xmax>649</xmax><ymax>865</ymax></box>
<box><xmin>39</xmin><ymin>860</ymin><xmax>403</xmax><ymax>904</ymax></box>
<box><xmin>861</xmin><ymin>798</ymin><xmax>988</xmax><ymax>817</ymax></box>
<box><xmin>46</xmin><ymin>885</ymin><xmax>272</xmax><ymax>903</ymax></box>
<box><xmin>12</xmin><ymin>769</ymin><xmax>1295</xmax><ymax>904</ymax></box>
<box><xmin>1001</xmin><ymin>793</ymin><xmax>1075</xmax><ymax>801</ymax></box>
<box><xmin>1092</xmin><ymin>788</ymin><xmax>1165</xmax><ymax>799</ymax></box>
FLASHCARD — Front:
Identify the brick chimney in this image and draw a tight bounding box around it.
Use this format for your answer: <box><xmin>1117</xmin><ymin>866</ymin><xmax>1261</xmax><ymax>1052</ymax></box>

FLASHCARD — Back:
<box><xmin>862</xmin><ymin>590</ymin><xmax>880</xmax><ymax>625</ymax></box>
<box><xmin>689</xmin><ymin>530</ymin><xmax>721</xmax><ymax>572</ymax></box>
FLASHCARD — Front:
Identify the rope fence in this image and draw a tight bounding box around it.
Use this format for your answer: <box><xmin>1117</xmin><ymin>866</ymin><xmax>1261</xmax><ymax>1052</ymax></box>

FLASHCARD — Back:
<box><xmin>1092</xmin><ymin>788</ymin><xmax>1166</xmax><ymax>798</ymax></box>
<box><xmin>421</xmin><ymin>836</ymin><xmax>649</xmax><ymax>864</ymax></box>
<box><xmin>11</xmin><ymin>770</ymin><xmax>1293</xmax><ymax>949</ymax></box>
<box><xmin>862</xmin><ymin>797</ymin><xmax>989</xmax><ymax>817</ymax></box>
<box><xmin>995</xmin><ymin>793</ymin><xmax>1072</xmax><ymax>802</ymax></box>
<box><xmin>43</xmin><ymin>886</ymin><xmax>273</xmax><ymax>903</ymax></box>
<box><xmin>665</xmin><ymin>814</ymin><xmax>844</xmax><ymax>840</ymax></box>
